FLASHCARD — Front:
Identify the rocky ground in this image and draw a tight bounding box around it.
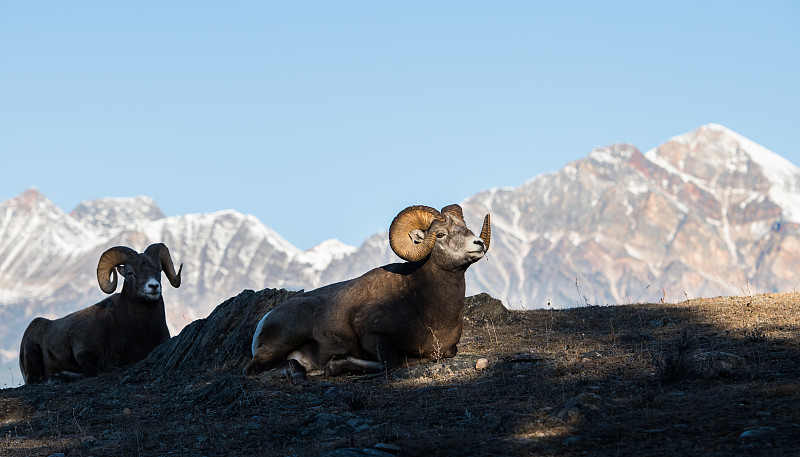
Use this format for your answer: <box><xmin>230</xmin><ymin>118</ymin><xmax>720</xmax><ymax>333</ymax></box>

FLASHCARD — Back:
<box><xmin>1</xmin><ymin>289</ymin><xmax>798</xmax><ymax>457</ymax></box>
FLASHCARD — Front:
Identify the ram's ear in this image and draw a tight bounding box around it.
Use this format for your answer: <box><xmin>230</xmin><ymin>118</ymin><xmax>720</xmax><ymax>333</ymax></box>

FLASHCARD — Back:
<box><xmin>409</xmin><ymin>229</ymin><xmax>426</xmax><ymax>244</ymax></box>
<box><xmin>389</xmin><ymin>205</ymin><xmax>444</xmax><ymax>261</ymax></box>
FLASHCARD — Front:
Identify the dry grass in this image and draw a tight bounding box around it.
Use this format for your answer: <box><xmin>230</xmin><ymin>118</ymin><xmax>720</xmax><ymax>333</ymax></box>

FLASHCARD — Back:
<box><xmin>1</xmin><ymin>292</ymin><xmax>798</xmax><ymax>456</ymax></box>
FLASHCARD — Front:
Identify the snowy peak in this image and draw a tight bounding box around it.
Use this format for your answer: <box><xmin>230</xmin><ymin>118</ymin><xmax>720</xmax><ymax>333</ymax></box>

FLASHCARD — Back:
<box><xmin>647</xmin><ymin>124</ymin><xmax>759</xmax><ymax>187</ymax></box>
<box><xmin>0</xmin><ymin>189</ymin><xmax>96</xmax><ymax>300</ymax></box>
<box><xmin>646</xmin><ymin>123</ymin><xmax>796</xmax><ymax>186</ymax></box>
<box><xmin>646</xmin><ymin>123</ymin><xmax>800</xmax><ymax>222</ymax></box>
<box><xmin>302</xmin><ymin>239</ymin><xmax>358</xmax><ymax>271</ymax></box>
<box><xmin>1</xmin><ymin>187</ymin><xmax>60</xmax><ymax>217</ymax></box>
<box><xmin>70</xmin><ymin>196</ymin><xmax>165</xmax><ymax>234</ymax></box>
<box><xmin>587</xmin><ymin>143</ymin><xmax>639</xmax><ymax>167</ymax></box>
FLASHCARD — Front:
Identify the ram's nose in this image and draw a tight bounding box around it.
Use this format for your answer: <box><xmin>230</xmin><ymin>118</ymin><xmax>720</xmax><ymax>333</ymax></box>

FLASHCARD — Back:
<box><xmin>468</xmin><ymin>237</ymin><xmax>486</xmax><ymax>254</ymax></box>
<box><xmin>144</xmin><ymin>279</ymin><xmax>162</xmax><ymax>296</ymax></box>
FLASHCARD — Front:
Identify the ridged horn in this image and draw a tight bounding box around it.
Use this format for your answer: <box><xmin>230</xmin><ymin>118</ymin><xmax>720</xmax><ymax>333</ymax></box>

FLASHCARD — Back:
<box><xmin>96</xmin><ymin>246</ymin><xmax>138</xmax><ymax>294</ymax></box>
<box><xmin>441</xmin><ymin>204</ymin><xmax>464</xmax><ymax>221</ymax></box>
<box><xmin>389</xmin><ymin>205</ymin><xmax>444</xmax><ymax>262</ymax></box>
<box><xmin>479</xmin><ymin>213</ymin><xmax>491</xmax><ymax>252</ymax></box>
<box><xmin>145</xmin><ymin>243</ymin><xmax>182</xmax><ymax>288</ymax></box>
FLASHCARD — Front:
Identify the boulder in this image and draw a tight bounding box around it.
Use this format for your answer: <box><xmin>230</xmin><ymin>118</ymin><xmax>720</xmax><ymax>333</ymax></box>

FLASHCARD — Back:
<box><xmin>131</xmin><ymin>288</ymin><xmax>298</xmax><ymax>378</ymax></box>
<box><xmin>463</xmin><ymin>293</ymin><xmax>514</xmax><ymax>325</ymax></box>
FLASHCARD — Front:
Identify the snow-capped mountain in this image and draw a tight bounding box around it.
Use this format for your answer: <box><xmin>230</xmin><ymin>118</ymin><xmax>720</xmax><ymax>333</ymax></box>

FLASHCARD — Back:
<box><xmin>2</xmin><ymin>123</ymin><xmax>798</xmax><ymax>387</ymax></box>
<box><xmin>70</xmin><ymin>196</ymin><xmax>165</xmax><ymax>235</ymax></box>
<box><xmin>462</xmin><ymin>123</ymin><xmax>800</xmax><ymax>308</ymax></box>
<box><xmin>0</xmin><ymin>189</ymin><xmax>97</xmax><ymax>304</ymax></box>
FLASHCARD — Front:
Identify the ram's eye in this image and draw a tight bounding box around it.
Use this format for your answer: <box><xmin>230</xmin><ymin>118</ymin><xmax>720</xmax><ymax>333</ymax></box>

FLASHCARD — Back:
<box><xmin>436</xmin><ymin>232</ymin><xmax>446</xmax><ymax>238</ymax></box>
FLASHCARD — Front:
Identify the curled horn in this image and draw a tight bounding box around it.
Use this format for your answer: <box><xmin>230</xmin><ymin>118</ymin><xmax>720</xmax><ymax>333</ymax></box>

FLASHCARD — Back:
<box><xmin>389</xmin><ymin>205</ymin><xmax>444</xmax><ymax>262</ymax></box>
<box><xmin>97</xmin><ymin>246</ymin><xmax>138</xmax><ymax>294</ymax></box>
<box><xmin>479</xmin><ymin>213</ymin><xmax>491</xmax><ymax>252</ymax></box>
<box><xmin>441</xmin><ymin>204</ymin><xmax>464</xmax><ymax>221</ymax></box>
<box><xmin>145</xmin><ymin>243</ymin><xmax>182</xmax><ymax>288</ymax></box>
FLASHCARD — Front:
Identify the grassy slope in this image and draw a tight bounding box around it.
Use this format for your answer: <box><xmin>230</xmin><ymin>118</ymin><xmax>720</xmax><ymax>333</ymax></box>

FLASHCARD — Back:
<box><xmin>1</xmin><ymin>293</ymin><xmax>798</xmax><ymax>457</ymax></box>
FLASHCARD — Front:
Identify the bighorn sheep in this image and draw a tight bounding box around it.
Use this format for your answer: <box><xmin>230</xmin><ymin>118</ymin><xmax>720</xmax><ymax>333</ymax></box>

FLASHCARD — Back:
<box><xmin>246</xmin><ymin>204</ymin><xmax>490</xmax><ymax>378</ymax></box>
<box><xmin>19</xmin><ymin>243</ymin><xmax>182</xmax><ymax>384</ymax></box>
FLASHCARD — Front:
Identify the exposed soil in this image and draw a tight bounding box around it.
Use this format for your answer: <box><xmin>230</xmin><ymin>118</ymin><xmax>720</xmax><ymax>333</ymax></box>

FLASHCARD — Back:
<box><xmin>1</xmin><ymin>290</ymin><xmax>798</xmax><ymax>457</ymax></box>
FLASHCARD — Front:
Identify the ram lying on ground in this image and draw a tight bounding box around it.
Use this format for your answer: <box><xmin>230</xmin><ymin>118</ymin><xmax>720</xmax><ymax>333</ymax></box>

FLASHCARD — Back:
<box><xmin>19</xmin><ymin>243</ymin><xmax>182</xmax><ymax>384</ymax></box>
<box><xmin>246</xmin><ymin>204</ymin><xmax>490</xmax><ymax>378</ymax></box>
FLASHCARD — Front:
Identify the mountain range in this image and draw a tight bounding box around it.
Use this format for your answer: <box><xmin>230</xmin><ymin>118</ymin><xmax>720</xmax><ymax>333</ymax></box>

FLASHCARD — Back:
<box><xmin>2</xmin><ymin>123</ymin><xmax>798</xmax><ymax>386</ymax></box>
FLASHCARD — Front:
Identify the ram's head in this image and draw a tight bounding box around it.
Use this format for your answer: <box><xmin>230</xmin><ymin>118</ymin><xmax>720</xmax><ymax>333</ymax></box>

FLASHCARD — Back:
<box><xmin>96</xmin><ymin>243</ymin><xmax>182</xmax><ymax>303</ymax></box>
<box><xmin>389</xmin><ymin>204</ymin><xmax>490</xmax><ymax>270</ymax></box>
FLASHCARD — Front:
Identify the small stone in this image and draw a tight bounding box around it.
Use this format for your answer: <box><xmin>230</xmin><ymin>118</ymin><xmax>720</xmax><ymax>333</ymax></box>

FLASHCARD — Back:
<box><xmin>550</xmin><ymin>392</ymin><xmax>609</xmax><ymax>421</ymax></box>
<box><xmin>81</xmin><ymin>435</ymin><xmax>98</xmax><ymax>449</ymax></box>
<box><xmin>373</xmin><ymin>442</ymin><xmax>402</xmax><ymax>452</ymax></box>
<box><xmin>122</xmin><ymin>407</ymin><xmax>132</xmax><ymax>415</ymax></box>
<box><xmin>475</xmin><ymin>358</ymin><xmax>489</xmax><ymax>370</ymax></box>
<box><xmin>47</xmin><ymin>454</ymin><xmax>66</xmax><ymax>457</ymax></box>
<box><xmin>562</xmin><ymin>435</ymin><xmax>584</xmax><ymax>446</ymax></box>
<box><xmin>740</xmin><ymin>426</ymin><xmax>777</xmax><ymax>439</ymax></box>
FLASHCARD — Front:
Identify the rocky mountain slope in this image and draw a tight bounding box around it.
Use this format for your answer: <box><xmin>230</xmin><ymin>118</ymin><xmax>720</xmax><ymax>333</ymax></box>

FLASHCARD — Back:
<box><xmin>462</xmin><ymin>123</ymin><xmax>800</xmax><ymax>308</ymax></box>
<box><xmin>1</xmin><ymin>123</ymin><xmax>798</xmax><ymax>388</ymax></box>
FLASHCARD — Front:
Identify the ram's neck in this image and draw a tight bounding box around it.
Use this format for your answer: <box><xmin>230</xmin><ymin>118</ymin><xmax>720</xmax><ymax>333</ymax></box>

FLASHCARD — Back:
<box><xmin>409</xmin><ymin>260</ymin><xmax>466</xmax><ymax>317</ymax></box>
<box><xmin>113</xmin><ymin>292</ymin><xmax>166</xmax><ymax>319</ymax></box>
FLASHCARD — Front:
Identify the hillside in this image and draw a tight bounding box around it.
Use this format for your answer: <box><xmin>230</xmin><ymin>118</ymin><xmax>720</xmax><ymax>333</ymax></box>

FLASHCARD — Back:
<box><xmin>1</xmin><ymin>290</ymin><xmax>797</xmax><ymax>456</ymax></box>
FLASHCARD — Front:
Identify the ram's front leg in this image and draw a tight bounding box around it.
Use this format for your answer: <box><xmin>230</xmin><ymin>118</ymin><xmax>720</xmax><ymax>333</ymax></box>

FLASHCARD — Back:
<box><xmin>326</xmin><ymin>333</ymin><xmax>403</xmax><ymax>376</ymax></box>
<box><xmin>324</xmin><ymin>357</ymin><xmax>385</xmax><ymax>376</ymax></box>
<box><xmin>442</xmin><ymin>343</ymin><xmax>458</xmax><ymax>358</ymax></box>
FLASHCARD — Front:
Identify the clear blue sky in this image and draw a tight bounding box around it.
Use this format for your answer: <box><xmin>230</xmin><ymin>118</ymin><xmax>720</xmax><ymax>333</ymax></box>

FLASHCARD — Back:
<box><xmin>1</xmin><ymin>1</ymin><xmax>798</xmax><ymax>249</ymax></box>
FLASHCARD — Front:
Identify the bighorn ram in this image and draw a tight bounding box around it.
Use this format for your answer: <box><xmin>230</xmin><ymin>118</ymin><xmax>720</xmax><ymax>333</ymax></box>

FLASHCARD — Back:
<box><xmin>19</xmin><ymin>243</ymin><xmax>182</xmax><ymax>384</ymax></box>
<box><xmin>246</xmin><ymin>204</ymin><xmax>490</xmax><ymax>378</ymax></box>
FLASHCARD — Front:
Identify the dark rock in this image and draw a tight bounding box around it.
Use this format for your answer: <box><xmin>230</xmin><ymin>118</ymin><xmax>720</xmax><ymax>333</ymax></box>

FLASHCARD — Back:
<box><xmin>685</xmin><ymin>350</ymin><xmax>746</xmax><ymax>378</ymax></box>
<box><xmin>550</xmin><ymin>392</ymin><xmax>612</xmax><ymax>422</ymax></box>
<box><xmin>464</xmin><ymin>293</ymin><xmax>515</xmax><ymax>325</ymax></box>
<box><xmin>562</xmin><ymin>435</ymin><xmax>584</xmax><ymax>446</ymax></box>
<box><xmin>740</xmin><ymin>426</ymin><xmax>777</xmax><ymax>440</ymax></box>
<box><xmin>493</xmin><ymin>353</ymin><xmax>549</xmax><ymax>375</ymax></box>
<box><xmin>299</xmin><ymin>411</ymin><xmax>373</xmax><ymax>440</ymax></box>
<box><xmin>373</xmin><ymin>443</ymin><xmax>401</xmax><ymax>453</ymax></box>
<box><xmin>132</xmin><ymin>288</ymin><xmax>299</xmax><ymax>377</ymax></box>
<box><xmin>393</xmin><ymin>354</ymin><xmax>484</xmax><ymax>380</ymax></box>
